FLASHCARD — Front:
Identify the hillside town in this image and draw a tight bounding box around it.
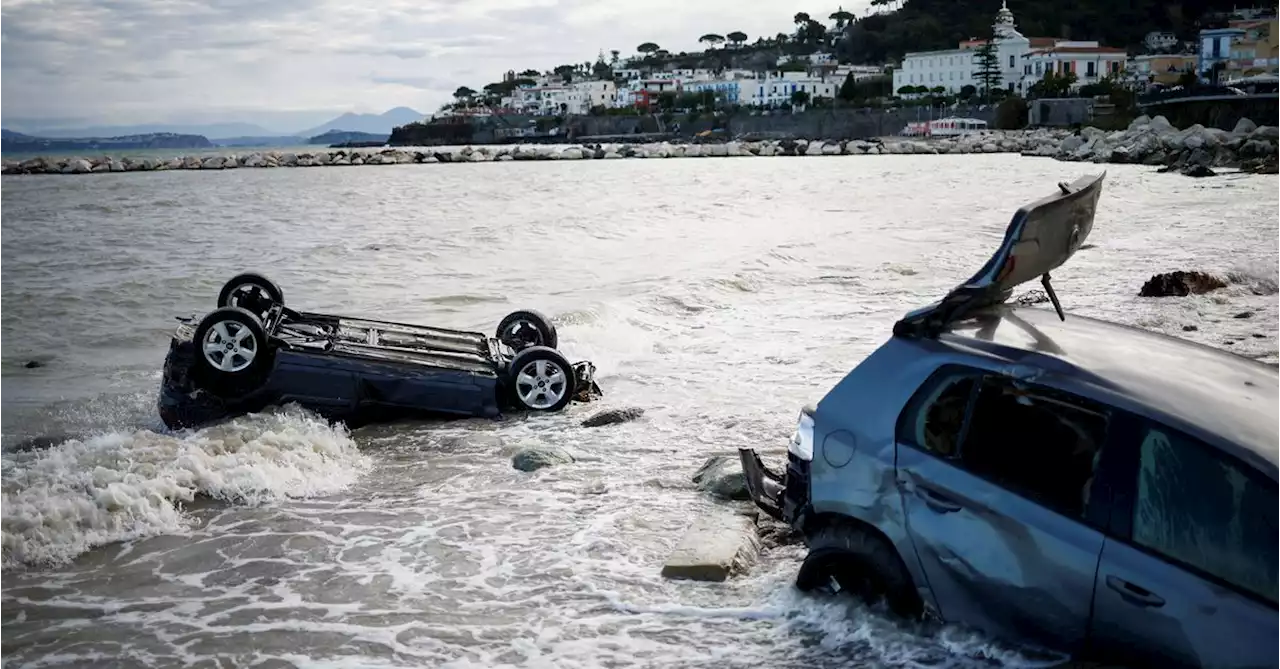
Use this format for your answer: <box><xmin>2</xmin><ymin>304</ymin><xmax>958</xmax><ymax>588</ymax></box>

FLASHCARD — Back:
<box><xmin>440</xmin><ymin>2</ymin><xmax>1277</xmax><ymax>120</ymax></box>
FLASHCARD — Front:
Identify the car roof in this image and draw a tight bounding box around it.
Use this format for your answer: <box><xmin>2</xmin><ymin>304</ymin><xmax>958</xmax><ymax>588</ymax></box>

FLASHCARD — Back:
<box><xmin>940</xmin><ymin>305</ymin><xmax>1279</xmax><ymax>477</ymax></box>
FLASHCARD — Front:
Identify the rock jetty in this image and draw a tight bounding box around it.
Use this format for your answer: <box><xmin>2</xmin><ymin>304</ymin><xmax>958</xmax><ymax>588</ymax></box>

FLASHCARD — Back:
<box><xmin>3</xmin><ymin>116</ymin><xmax>1274</xmax><ymax>177</ymax></box>
<box><xmin>1023</xmin><ymin>115</ymin><xmax>1279</xmax><ymax>176</ymax></box>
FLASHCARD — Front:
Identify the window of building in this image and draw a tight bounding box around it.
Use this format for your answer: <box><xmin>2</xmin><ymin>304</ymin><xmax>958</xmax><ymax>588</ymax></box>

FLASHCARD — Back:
<box><xmin>1009</xmin><ymin>54</ymin><xmax>1015</xmax><ymax>68</ymax></box>
<box><xmin>1131</xmin><ymin>425</ymin><xmax>1277</xmax><ymax>603</ymax></box>
<box><xmin>1087</xmin><ymin>61</ymin><xmax>1096</xmax><ymax>77</ymax></box>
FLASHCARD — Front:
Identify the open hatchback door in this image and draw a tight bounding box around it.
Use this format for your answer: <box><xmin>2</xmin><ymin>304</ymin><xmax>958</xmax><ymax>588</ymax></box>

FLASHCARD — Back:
<box><xmin>894</xmin><ymin>172</ymin><xmax>1106</xmax><ymax>338</ymax></box>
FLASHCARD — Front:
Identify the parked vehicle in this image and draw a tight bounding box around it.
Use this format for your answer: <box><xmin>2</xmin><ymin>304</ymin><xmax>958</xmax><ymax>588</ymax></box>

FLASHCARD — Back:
<box><xmin>157</xmin><ymin>273</ymin><xmax>601</xmax><ymax>430</ymax></box>
<box><xmin>739</xmin><ymin>172</ymin><xmax>1278</xmax><ymax>668</ymax></box>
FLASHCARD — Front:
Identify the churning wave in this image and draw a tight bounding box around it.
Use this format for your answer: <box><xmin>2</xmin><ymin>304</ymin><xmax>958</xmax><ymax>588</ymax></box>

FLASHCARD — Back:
<box><xmin>1</xmin><ymin>406</ymin><xmax>370</xmax><ymax>569</ymax></box>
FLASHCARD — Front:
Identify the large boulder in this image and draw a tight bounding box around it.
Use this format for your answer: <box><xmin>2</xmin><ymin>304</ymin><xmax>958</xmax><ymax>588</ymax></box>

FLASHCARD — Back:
<box><xmin>1233</xmin><ymin>117</ymin><xmax>1259</xmax><ymax>135</ymax></box>
<box><xmin>1250</xmin><ymin>126</ymin><xmax>1279</xmax><ymax>143</ymax></box>
<box><xmin>691</xmin><ymin>455</ymin><xmax>748</xmax><ymax>501</ymax></box>
<box><xmin>1139</xmin><ymin>271</ymin><xmax>1228</xmax><ymax>297</ymax></box>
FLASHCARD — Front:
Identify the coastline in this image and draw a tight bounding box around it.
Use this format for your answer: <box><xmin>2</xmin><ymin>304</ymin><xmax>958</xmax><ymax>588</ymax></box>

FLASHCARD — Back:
<box><xmin>3</xmin><ymin>117</ymin><xmax>1276</xmax><ymax>177</ymax></box>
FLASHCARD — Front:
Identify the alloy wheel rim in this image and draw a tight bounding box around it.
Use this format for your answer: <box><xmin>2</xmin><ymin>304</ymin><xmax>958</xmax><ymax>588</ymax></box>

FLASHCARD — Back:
<box><xmin>516</xmin><ymin>358</ymin><xmax>565</xmax><ymax>409</ymax></box>
<box><xmin>202</xmin><ymin>320</ymin><xmax>258</xmax><ymax>372</ymax></box>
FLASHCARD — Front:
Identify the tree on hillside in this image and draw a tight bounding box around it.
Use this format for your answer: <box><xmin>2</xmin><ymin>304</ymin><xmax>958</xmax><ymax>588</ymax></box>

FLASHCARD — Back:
<box><xmin>518</xmin><ymin>69</ymin><xmax>540</xmax><ymax>77</ymax></box>
<box><xmin>794</xmin><ymin>12</ymin><xmax>811</xmax><ymax>26</ymax></box>
<box><xmin>610</xmin><ymin>50</ymin><xmax>621</xmax><ymax>66</ymax></box>
<box><xmin>637</xmin><ymin>42</ymin><xmax>661</xmax><ymax>54</ymax></box>
<box><xmin>593</xmin><ymin>54</ymin><xmax>612</xmax><ymax>80</ymax></box>
<box><xmin>699</xmin><ymin>33</ymin><xmax>725</xmax><ymax>48</ymax></box>
<box><xmin>726</xmin><ymin>31</ymin><xmax>748</xmax><ymax>47</ymax></box>
<box><xmin>553</xmin><ymin>64</ymin><xmax>576</xmax><ymax>83</ymax></box>
<box><xmin>791</xmin><ymin>90</ymin><xmax>812</xmax><ymax>107</ymax></box>
<box><xmin>838</xmin><ymin>72</ymin><xmax>859</xmax><ymax>101</ymax></box>
<box><xmin>971</xmin><ymin>40</ymin><xmax>1002</xmax><ymax>101</ymax></box>
<box><xmin>830</xmin><ymin>7</ymin><xmax>855</xmax><ymax>28</ymax></box>
<box><xmin>453</xmin><ymin>86</ymin><xmax>476</xmax><ymax>102</ymax></box>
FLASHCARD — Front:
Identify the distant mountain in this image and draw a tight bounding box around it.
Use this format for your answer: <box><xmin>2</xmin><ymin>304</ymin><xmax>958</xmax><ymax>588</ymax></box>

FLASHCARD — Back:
<box><xmin>4</xmin><ymin>122</ymin><xmax>278</xmax><ymax>141</ymax></box>
<box><xmin>307</xmin><ymin>130</ymin><xmax>389</xmax><ymax>146</ymax></box>
<box><xmin>298</xmin><ymin>107</ymin><xmax>424</xmax><ymax>137</ymax></box>
<box><xmin>1</xmin><ymin>129</ymin><xmax>214</xmax><ymax>154</ymax></box>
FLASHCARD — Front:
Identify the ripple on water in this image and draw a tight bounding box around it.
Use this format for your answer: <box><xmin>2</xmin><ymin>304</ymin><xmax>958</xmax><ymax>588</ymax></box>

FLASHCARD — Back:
<box><xmin>1</xmin><ymin>155</ymin><xmax>1276</xmax><ymax>667</ymax></box>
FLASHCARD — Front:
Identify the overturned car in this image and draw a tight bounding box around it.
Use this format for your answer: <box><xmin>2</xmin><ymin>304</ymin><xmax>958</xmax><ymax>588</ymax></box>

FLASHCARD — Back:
<box><xmin>740</xmin><ymin>172</ymin><xmax>1278</xmax><ymax>668</ymax></box>
<box><xmin>158</xmin><ymin>273</ymin><xmax>601</xmax><ymax>429</ymax></box>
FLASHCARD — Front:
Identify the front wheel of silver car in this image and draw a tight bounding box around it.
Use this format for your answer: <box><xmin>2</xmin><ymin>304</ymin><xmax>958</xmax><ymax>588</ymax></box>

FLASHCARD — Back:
<box><xmin>508</xmin><ymin>346</ymin><xmax>576</xmax><ymax>412</ymax></box>
<box><xmin>797</xmin><ymin>522</ymin><xmax>924</xmax><ymax>620</ymax></box>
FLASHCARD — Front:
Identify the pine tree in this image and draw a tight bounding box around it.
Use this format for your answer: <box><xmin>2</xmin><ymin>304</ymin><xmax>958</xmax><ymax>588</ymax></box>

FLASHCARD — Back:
<box><xmin>972</xmin><ymin>40</ymin><xmax>1003</xmax><ymax>102</ymax></box>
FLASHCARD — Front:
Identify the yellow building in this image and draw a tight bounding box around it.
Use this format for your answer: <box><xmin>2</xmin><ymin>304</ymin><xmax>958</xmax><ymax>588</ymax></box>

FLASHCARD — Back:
<box><xmin>1131</xmin><ymin>54</ymin><xmax>1198</xmax><ymax>84</ymax></box>
<box><xmin>1227</xmin><ymin>18</ymin><xmax>1279</xmax><ymax>76</ymax></box>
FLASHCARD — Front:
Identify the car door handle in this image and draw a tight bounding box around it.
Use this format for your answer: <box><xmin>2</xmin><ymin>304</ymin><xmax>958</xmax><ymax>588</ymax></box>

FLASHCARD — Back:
<box><xmin>1106</xmin><ymin>575</ymin><xmax>1166</xmax><ymax>608</ymax></box>
<box><xmin>914</xmin><ymin>486</ymin><xmax>962</xmax><ymax>513</ymax></box>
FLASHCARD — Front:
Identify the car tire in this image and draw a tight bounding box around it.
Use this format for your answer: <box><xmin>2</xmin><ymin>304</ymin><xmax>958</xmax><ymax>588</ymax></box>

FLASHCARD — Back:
<box><xmin>191</xmin><ymin>306</ymin><xmax>273</xmax><ymax>396</ymax></box>
<box><xmin>217</xmin><ymin>272</ymin><xmax>285</xmax><ymax>320</ymax></box>
<box><xmin>796</xmin><ymin>522</ymin><xmax>924</xmax><ymax>620</ymax></box>
<box><xmin>496</xmin><ymin>309</ymin><xmax>558</xmax><ymax>351</ymax></box>
<box><xmin>508</xmin><ymin>346</ymin><xmax>576</xmax><ymax>412</ymax></box>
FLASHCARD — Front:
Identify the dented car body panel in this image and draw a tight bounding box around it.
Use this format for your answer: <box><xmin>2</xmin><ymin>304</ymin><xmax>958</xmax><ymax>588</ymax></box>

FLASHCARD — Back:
<box><xmin>739</xmin><ymin>172</ymin><xmax>1279</xmax><ymax>667</ymax></box>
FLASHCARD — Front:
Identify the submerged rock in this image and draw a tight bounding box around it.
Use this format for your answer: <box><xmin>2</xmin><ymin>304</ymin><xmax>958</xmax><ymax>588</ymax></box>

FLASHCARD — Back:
<box><xmin>1181</xmin><ymin>164</ymin><xmax>1217</xmax><ymax>178</ymax></box>
<box><xmin>511</xmin><ymin>446</ymin><xmax>574</xmax><ymax>472</ymax></box>
<box><xmin>581</xmin><ymin>407</ymin><xmax>645</xmax><ymax>428</ymax></box>
<box><xmin>1139</xmin><ymin>271</ymin><xmax>1228</xmax><ymax>297</ymax></box>
<box><xmin>661</xmin><ymin>507</ymin><xmax>760</xmax><ymax>582</ymax></box>
<box><xmin>691</xmin><ymin>455</ymin><xmax>749</xmax><ymax>502</ymax></box>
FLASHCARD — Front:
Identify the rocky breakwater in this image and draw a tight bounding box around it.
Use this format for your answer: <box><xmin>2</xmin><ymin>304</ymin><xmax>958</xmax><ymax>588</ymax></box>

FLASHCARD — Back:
<box><xmin>0</xmin><ymin>130</ymin><xmax>1071</xmax><ymax>176</ymax></box>
<box><xmin>1026</xmin><ymin>115</ymin><xmax>1279</xmax><ymax>176</ymax></box>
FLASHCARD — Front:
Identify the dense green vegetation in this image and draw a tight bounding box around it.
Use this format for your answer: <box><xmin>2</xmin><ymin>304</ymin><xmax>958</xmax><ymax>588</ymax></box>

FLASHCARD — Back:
<box><xmin>834</xmin><ymin>0</ymin><xmax>1245</xmax><ymax>64</ymax></box>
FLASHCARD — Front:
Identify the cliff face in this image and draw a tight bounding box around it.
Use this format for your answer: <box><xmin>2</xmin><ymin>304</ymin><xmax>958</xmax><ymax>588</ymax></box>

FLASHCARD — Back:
<box><xmin>388</xmin><ymin>121</ymin><xmax>476</xmax><ymax>146</ymax></box>
<box><xmin>1</xmin><ymin>130</ymin><xmax>214</xmax><ymax>154</ymax></box>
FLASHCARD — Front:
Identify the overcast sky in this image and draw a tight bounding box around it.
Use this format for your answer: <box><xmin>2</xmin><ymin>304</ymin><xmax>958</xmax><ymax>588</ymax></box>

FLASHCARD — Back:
<box><xmin>1</xmin><ymin>0</ymin><xmax>870</xmax><ymax>132</ymax></box>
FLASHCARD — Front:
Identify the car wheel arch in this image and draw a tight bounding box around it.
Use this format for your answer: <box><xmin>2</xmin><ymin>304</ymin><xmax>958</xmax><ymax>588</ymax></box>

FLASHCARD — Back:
<box><xmin>798</xmin><ymin>511</ymin><xmax>929</xmax><ymax>620</ymax></box>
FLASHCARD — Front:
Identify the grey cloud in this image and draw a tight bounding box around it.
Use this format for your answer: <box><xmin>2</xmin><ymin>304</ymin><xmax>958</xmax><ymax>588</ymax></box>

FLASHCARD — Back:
<box><xmin>370</xmin><ymin>75</ymin><xmax>448</xmax><ymax>90</ymax></box>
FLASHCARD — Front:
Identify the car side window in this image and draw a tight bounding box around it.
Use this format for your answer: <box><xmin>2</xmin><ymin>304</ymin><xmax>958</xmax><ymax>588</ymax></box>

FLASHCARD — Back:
<box><xmin>957</xmin><ymin>375</ymin><xmax>1110</xmax><ymax>519</ymax></box>
<box><xmin>898</xmin><ymin>368</ymin><xmax>977</xmax><ymax>458</ymax></box>
<box><xmin>1130</xmin><ymin>425</ymin><xmax>1278</xmax><ymax>604</ymax></box>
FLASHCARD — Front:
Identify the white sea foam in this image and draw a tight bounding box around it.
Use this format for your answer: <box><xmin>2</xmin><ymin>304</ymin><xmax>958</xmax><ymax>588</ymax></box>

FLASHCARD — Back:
<box><xmin>1</xmin><ymin>405</ymin><xmax>371</xmax><ymax>568</ymax></box>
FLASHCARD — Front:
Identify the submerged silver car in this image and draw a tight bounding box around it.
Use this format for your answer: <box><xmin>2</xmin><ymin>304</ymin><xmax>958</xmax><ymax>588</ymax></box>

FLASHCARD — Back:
<box><xmin>740</xmin><ymin>172</ymin><xmax>1278</xmax><ymax>668</ymax></box>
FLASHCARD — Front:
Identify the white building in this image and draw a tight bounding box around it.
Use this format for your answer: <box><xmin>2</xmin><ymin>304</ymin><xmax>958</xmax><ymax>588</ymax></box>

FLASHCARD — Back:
<box><xmin>1021</xmin><ymin>43</ymin><xmax>1128</xmax><ymax>91</ymax></box>
<box><xmin>739</xmin><ymin>72</ymin><xmax>838</xmax><ymax>106</ymax></box>
<box><xmin>572</xmin><ymin>79</ymin><xmax>617</xmax><ymax>109</ymax></box>
<box><xmin>1143</xmin><ymin>31</ymin><xmax>1179</xmax><ymax>52</ymax></box>
<box><xmin>892</xmin><ymin>1</ymin><xmax>1033</xmax><ymax>95</ymax></box>
<box><xmin>890</xmin><ymin>1</ymin><xmax>1059</xmax><ymax>95</ymax></box>
<box><xmin>511</xmin><ymin>84</ymin><xmax>590</xmax><ymax>115</ymax></box>
<box><xmin>893</xmin><ymin>2</ymin><xmax>1130</xmax><ymax>96</ymax></box>
<box><xmin>833</xmin><ymin>64</ymin><xmax>886</xmax><ymax>82</ymax></box>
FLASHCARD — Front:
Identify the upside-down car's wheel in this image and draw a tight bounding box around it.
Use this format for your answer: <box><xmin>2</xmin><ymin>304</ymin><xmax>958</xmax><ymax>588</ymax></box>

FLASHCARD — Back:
<box><xmin>217</xmin><ymin>272</ymin><xmax>284</xmax><ymax>321</ymax></box>
<box><xmin>496</xmin><ymin>309</ymin><xmax>558</xmax><ymax>351</ymax></box>
<box><xmin>192</xmin><ymin>306</ymin><xmax>272</xmax><ymax>395</ymax></box>
<box><xmin>508</xmin><ymin>346</ymin><xmax>576</xmax><ymax>412</ymax></box>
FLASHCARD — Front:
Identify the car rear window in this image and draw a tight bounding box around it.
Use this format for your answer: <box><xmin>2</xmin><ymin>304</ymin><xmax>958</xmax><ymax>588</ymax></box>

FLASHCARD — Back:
<box><xmin>1131</xmin><ymin>425</ymin><xmax>1278</xmax><ymax>604</ymax></box>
